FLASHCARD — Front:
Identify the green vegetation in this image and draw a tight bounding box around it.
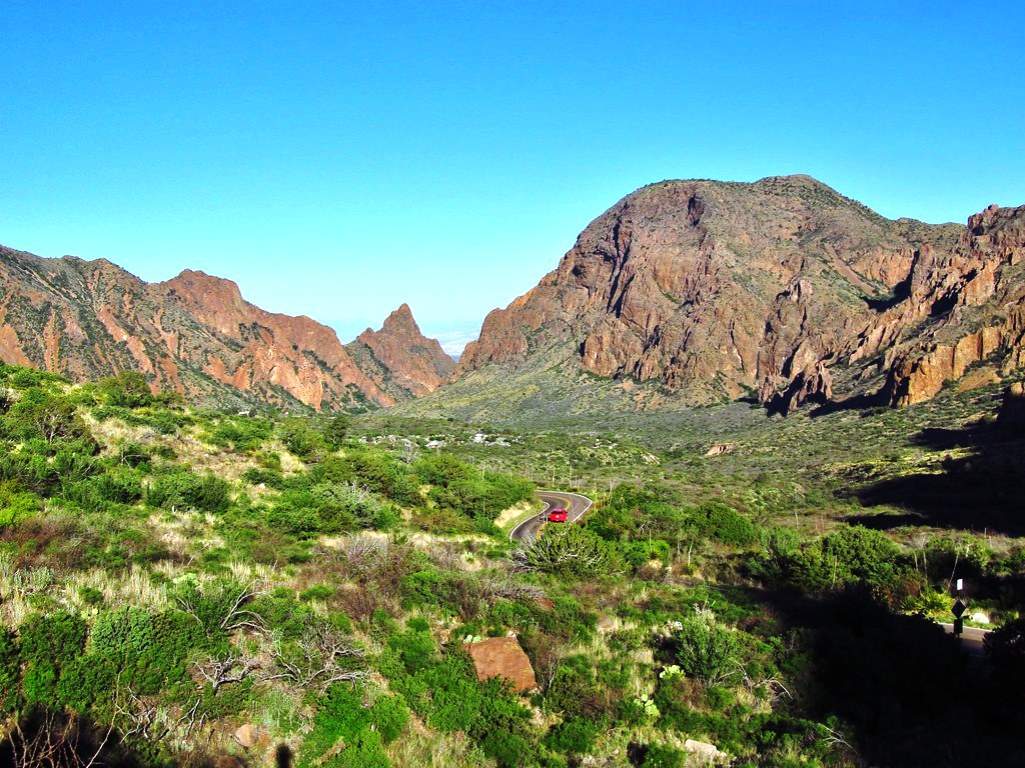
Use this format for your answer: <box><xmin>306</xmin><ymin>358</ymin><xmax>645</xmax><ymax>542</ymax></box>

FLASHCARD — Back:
<box><xmin>0</xmin><ymin>361</ymin><xmax>1023</xmax><ymax>767</ymax></box>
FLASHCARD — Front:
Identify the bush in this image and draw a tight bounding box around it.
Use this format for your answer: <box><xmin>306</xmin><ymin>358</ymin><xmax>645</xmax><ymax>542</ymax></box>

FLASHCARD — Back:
<box><xmin>692</xmin><ymin>502</ymin><xmax>759</xmax><ymax>547</ymax></box>
<box><xmin>267</xmin><ymin>483</ymin><xmax>398</xmax><ymax>537</ymax></box>
<box><xmin>668</xmin><ymin>608</ymin><xmax>742</xmax><ymax>685</ymax></box>
<box><xmin>0</xmin><ymin>481</ymin><xmax>41</xmax><ymax>530</ymax></box>
<box><xmin>147</xmin><ymin>470</ymin><xmax>231</xmax><ymax>513</ymax></box>
<box><xmin>641</xmin><ymin>743</ymin><xmax>685</xmax><ymax>768</ymax></box>
<box><xmin>0</xmin><ymin>629</ymin><xmax>20</xmax><ymax>713</ymax></box>
<box><xmin>544</xmin><ymin>716</ymin><xmax>599</xmax><ymax>755</ymax></box>
<box><xmin>88</xmin><ymin>607</ymin><xmax>202</xmax><ymax>694</ymax></box>
<box><xmin>300</xmin><ymin>684</ymin><xmax>394</xmax><ymax>768</ymax></box>
<box><xmin>515</xmin><ymin>525</ymin><xmax>623</xmax><ymax>578</ymax></box>
<box><xmin>280</xmin><ymin>419</ymin><xmax>326</xmax><ymax>461</ymax></box>
<box><xmin>18</xmin><ymin>611</ymin><xmax>88</xmax><ymax>707</ymax></box>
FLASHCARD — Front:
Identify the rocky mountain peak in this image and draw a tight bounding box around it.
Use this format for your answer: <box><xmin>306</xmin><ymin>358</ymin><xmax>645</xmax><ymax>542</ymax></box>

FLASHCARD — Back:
<box><xmin>455</xmin><ymin>177</ymin><xmax>1025</xmax><ymax>414</ymax></box>
<box><xmin>349</xmin><ymin>304</ymin><xmax>455</xmax><ymax>400</ymax></box>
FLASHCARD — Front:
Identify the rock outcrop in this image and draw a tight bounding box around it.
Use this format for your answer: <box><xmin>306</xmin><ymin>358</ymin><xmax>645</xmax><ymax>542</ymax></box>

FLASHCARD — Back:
<box><xmin>457</xmin><ymin>176</ymin><xmax>1025</xmax><ymax>411</ymax></box>
<box><xmin>0</xmin><ymin>246</ymin><xmax>445</xmax><ymax>411</ymax></box>
<box><xmin>465</xmin><ymin>636</ymin><xmax>537</xmax><ymax>693</ymax></box>
<box><xmin>346</xmin><ymin>304</ymin><xmax>455</xmax><ymax>400</ymax></box>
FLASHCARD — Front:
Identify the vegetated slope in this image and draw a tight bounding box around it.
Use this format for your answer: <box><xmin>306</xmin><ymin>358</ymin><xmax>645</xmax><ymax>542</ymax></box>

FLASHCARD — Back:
<box><xmin>0</xmin><ymin>245</ymin><xmax>447</xmax><ymax>411</ymax></box>
<box><xmin>346</xmin><ymin>303</ymin><xmax>455</xmax><ymax>400</ymax></box>
<box><xmin>3</xmin><ymin>362</ymin><xmax>1025</xmax><ymax>768</ymax></box>
<box><xmin>445</xmin><ymin>175</ymin><xmax>1025</xmax><ymax>418</ymax></box>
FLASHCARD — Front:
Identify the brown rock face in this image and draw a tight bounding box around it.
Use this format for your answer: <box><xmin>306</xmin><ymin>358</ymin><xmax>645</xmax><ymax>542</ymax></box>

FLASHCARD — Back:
<box><xmin>465</xmin><ymin>636</ymin><xmax>537</xmax><ymax>693</ymax></box>
<box><xmin>457</xmin><ymin>176</ymin><xmax>1025</xmax><ymax>412</ymax></box>
<box><xmin>346</xmin><ymin>304</ymin><xmax>455</xmax><ymax>399</ymax></box>
<box><xmin>0</xmin><ymin>247</ymin><xmax>445</xmax><ymax>410</ymax></box>
<box><xmin>459</xmin><ymin>176</ymin><xmax>962</xmax><ymax>405</ymax></box>
<box><xmin>868</xmin><ymin>204</ymin><xmax>1025</xmax><ymax>406</ymax></box>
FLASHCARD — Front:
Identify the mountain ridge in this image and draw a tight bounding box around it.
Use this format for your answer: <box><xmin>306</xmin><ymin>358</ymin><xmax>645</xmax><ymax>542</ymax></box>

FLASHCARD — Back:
<box><xmin>449</xmin><ymin>175</ymin><xmax>1024</xmax><ymax>416</ymax></box>
<box><xmin>0</xmin><ymin>245</ymin><xmax>447</xmax><ymax>411</ymax></box>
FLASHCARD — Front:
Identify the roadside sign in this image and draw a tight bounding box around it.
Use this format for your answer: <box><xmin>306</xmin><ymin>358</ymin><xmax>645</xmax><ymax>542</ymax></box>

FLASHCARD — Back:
<box><xmin>952</xmin><ymin>599</ymin><xmax>968</xmax><ymax>619</ymax></box>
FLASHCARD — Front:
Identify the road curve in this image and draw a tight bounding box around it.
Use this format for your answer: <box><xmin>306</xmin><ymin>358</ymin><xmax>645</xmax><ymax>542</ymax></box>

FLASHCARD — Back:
<box><xmin>510</xmin><ymin>490</ymin><xmax>593</xmax><ymax>544</ymax></box>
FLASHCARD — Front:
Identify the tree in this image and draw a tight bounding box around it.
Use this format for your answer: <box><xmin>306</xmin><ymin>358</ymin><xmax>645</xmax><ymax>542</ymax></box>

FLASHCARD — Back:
<box><xmin>323</xmin><ymin>413</ymin><xmax>351</xmax><ymax>449</ymax></box>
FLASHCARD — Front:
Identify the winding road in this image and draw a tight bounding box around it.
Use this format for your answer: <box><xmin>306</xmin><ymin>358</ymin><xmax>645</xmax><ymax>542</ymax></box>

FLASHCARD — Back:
<box><xmin>509</xmin><ymin>490</ymin><xmax>593</xmax><ymax>543</ymax></box>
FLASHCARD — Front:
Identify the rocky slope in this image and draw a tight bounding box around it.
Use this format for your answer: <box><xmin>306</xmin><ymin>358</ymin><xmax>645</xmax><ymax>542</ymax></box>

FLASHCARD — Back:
<box><xmin>455</xmin><ymin>175</ymin><xmax>1025</xmax><ymax>413</ymax></box>
<box><xmin>0</xmin><ymin>246</ymin><xmax>445</xmax><ymax>410</ymax></box>
<box><xmin>346</xmin><ymin>303</ymin><xmax>455</xmax><ymax>400</ymax></box>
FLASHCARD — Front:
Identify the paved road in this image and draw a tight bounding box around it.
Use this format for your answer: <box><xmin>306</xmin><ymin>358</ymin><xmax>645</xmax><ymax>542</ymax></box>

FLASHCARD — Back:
<box><xmin>509</xmin><ymin>490</ymin><xmax>593</xmax><ymax>543</ymax></box>
<box><xmin>939</xmin><ymin>623</ymin><xmax>992</xmax><ymax>657</ymax></box>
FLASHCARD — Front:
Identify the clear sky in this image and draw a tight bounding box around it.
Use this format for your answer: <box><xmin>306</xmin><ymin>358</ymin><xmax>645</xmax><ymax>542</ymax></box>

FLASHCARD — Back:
<box><xmin>2</xmin><ymin>2</ymin><xmax>1023</xmax><ymax>355</ymax></box>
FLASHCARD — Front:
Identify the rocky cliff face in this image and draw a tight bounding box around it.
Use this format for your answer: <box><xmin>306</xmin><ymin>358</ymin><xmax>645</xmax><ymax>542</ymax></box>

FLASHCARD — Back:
<box><xmin>0</xmin><ymin>246</ymin><xmax>445</xmax><ymax>411</ymax></box>
<box><xmin>346</xmin><ymin>304</ymin><xmax>455</xmax><ymax>400</ymax></box>
<box><xmin>458</xmin><ymin>176</ymin><xmax>1025</xmax><ymax>412</ymax></box>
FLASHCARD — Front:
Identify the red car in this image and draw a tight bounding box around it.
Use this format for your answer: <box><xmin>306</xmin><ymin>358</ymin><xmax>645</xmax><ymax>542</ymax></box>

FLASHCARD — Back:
<box><xmin>547</xmin><ymin>507</ymin><xmax>569</xmax><ymax>523</ymax></box>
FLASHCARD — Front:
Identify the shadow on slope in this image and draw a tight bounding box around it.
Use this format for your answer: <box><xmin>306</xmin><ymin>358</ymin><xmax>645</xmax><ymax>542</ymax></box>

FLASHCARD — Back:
<box><xmin>848</xmin><ymin>387</ymin><xmax>1025</xmax><ymax>536</ymax></box>
<box><xmin>756</xmin><ymin>587</ymin><xmax>1024</xmax><ymax>768</ymax></box>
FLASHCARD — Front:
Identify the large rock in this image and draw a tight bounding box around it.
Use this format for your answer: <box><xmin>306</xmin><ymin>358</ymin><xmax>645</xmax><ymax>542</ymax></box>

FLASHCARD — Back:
<box><xmin>465</xmin><ymin>635</ymin><xmax>537</xmax><ymax>693</ymax></box>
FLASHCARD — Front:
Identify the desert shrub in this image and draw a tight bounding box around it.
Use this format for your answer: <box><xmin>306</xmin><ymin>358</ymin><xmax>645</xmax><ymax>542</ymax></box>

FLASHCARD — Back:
<box><xmin>95</xmin><ymin>372</ymin><xmax>157</xmax><ymax>408</ymax></box>
<box><xmin>640</xmin><ymin>744</ymin><xmax>685</xmax><ymax>768</ymax></box>
<box><xmin>515</xmin><ymin>525</ymin><xmax>623</xmax><ymax>578</ymax></box>
<box><xmin>147</xmin><ymin>469</ymin><xmax>231</xmax><ymax>513</ymax></box>
<box><xmin>251</xmin><ymin>593</ymin><xmax>316</xmax><ymax>639</ymax></box>
<box><xmin>312</xmin><ymin>452</ymin><xmax>420</xmax><ymax>506</ymax></box>
<box><xmin>415</xmin><ymin>452</ymin><xmax>532</xmax><ymax>521</ymax></box>
<box><xmin>242</xmin><ymin>466</ymin><xmax>285</xmax><ymax>488</ymax></box>
<box><xmin>18</xmin><ymin>611</ymin><xmax>88</xmax><ymax>706</ymax></box>
<box><xmin>691</xmin><ymin>501</ymin><xmax>759</xmax><ymax>547</ymax></box>
<box><xmin>0</xmin><ymin>628</ymin><xmax>20</xmax><ymax>712</ymax></box>
<box><xmin>88</xmin><ymin>606</ymin><xmax>203</xmax><ymax>694</ymax></box>
<box><xmin>544</xmin><ymin>654</ymin><xmax>609</xmax><ymax>719</ymax></box>
<box><xmin>544</xmin><ymin>716</ymin><xmax>599</xmax><ymax>755</ymax></box>
<box><xmin>587</xmin><ymin>484</ymin><xmax>685</xmax><ymax>539</ymax></box>
<box><xmin>206</xmin><ymin>416</ymin><xmax>273</xmax><ymax>454</ymax></box>
<box><xmin>0</xmin><ymin>481</ymin><xmax>41</xmax><ymax>530</ymax></box>
<box><xmin>369</xmin><ymin>693</ymin><xmax>409</xmax><ymax>743</ymax></box>
<box><xmin>280</xmin><ymin>419</ymin><xmax>326</xmax><ymax>461</ymax></box>
<box><xmin>666</xmin><ymin>608</ymin><xmax>742</xmax><ymax>685</ymax></box>
<box><xmin>322</xmin><ymin>413</ymin><xmax>351</xmax><ymax>449</ymax></box>
<box><xmin>753</xmin><ymin>524</ymin><xmax>905</xmax><ymax>595</ymax></box>
<box><xmin>985</xmin><ymin>618</ymin><xmax>1025</xmax><ymax>693</ymax></box>
<box><xmin>3</xmin><ymin>389</ymin><xmax>91</xmax><ymax>446</ymax></box>
<box><xmin>267</xmin><ymin>482</ymin><xmax>398</xmax><ymax>537</ymax></box>
<box><xmin>299</xmin><ymin>682</ymin><xmax>404</xmax><ymax>767</ymax></box>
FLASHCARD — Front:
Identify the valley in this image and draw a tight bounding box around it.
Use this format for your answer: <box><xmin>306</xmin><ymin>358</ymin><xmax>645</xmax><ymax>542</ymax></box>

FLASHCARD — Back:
<box><xmin>1</xmin><ymin>176</ymin><xmax>1024</xmax><ymax>768</ymax></box>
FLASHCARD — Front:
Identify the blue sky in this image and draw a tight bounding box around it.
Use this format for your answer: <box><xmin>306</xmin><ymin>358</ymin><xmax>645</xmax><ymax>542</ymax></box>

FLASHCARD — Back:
<box><xmin>2</xmin><ymin>2</ymin><xmax>1023</xmax><ymax>354</ymax></box>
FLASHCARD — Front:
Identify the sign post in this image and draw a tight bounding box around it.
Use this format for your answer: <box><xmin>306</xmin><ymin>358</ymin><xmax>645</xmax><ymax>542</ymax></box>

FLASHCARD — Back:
<box><xmin>951</xmin><ymin>579</ymin><xmax>968</xmax><ymax>638</ymax></box>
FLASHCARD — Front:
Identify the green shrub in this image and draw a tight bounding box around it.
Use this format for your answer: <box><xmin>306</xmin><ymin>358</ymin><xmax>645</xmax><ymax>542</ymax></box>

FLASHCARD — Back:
<box><xmin>641</xmin><ymin>743</ymin><xmax>685</xmax><ymax>768</ymax></box>
<box><xmin>0</xmin><ymin>628</ymin><xmax>20</xmax><ymax>713</ymax></box>
<box><xmin>147</xmin><ymin>470</ymin><xmax>231</xmax><ymax>513</ymax></box>
<box><xmin>692</xmin><ymin>501</ymin><xmax>759</xmax><ymax>547</ymax></box>
<box><xmin>88</xmin><ymin>607</ymin><xmax>202</xmax><ymax>694</ymax></box>
<box><xmin>544</xmin><ymin>716</ymin><xmax>599</xmax><ymax>755</ymax></box>
<box><xmin>516</xmin><ymin>525</ymin><xmax>623</xmax><ymax>578</ymax></box>
<box><xmin>280</xmin><ymin>419</ymin><xmax>326</xmax><ymax>461</ymax></box>
<box><xmin>668</xmin><ymin>608</ymin><xmax>742</xmax><ymax>684</ymax></box>
<box><xmin>369</xmin><ymin>694</ymin><xmax>410</xmax><ymax>743</ymax></box>
<box><xmin>300</xmin><ymin>684</ymin><xmax>395</xmax><ymax>768</ymax></box>
<box><xmin>0</xmin><ymin>481</ymin><xmax>41</xmax><ymax>530</ymax></box>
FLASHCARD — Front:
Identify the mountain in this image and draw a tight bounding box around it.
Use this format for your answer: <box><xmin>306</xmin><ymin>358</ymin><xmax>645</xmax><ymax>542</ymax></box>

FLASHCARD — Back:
<box><xmin>447</xmin><ymin>175</ymin><xmax>1025</xmax><ymax>416</ymax></box>
<box><xmin>345</xmin><ymin>303</ymin><xmax>456</xmax><ymax>400</ymax></box>
<box><xmin>0</xmin><ymin>246</ymin><xmax>445</xmax><ymax>411</ymax></box>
